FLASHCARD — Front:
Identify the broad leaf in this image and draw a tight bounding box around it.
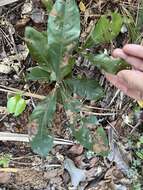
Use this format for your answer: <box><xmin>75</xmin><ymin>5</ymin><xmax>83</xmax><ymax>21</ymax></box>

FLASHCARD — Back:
<box><xmin>65</xmin><ymin>79</ymin><xmax>104</xmax><ymax>100</ymax></box>
<box><xmin>110</xmin><ymin>12</ymin><xmax>123</xmax><ymax>39</ymax></box>
<box><xmin>7</xmin><ymin>95</ymin><xmax>26</xmax><ymax>117</ymax></box>
<box><xmin>30</xmin><ymin>93</ymin><xmax>56</xmax><ymax>156</ymax></box>
<box><xmin>25</xmin><ymin>27</ymin><xmax>51</xmax><ymax>70</ymax></box>
<box><xmin>85</xmin><ymin>12</ymin><xmax>122</xmax><ymax>47</ymax></box>
<box><xmin>82</xmin><ymin>115</ymin><xmax>99</xmax><ymax>125</ymax></box>
<box><xmin>31</xmin><ymin>93</ymin><xmax>57</xmax><ymax>128</ymax></box>
<box><xmin>31</xmin><ymin>129</ymin><xmax>54</xmax><ymax>157</ymax></box>
<box><xmin>27</xmin><ymin>66</ymin><xmax>50</xmax><ymax>81</ymax></box>
<box><xmin>7</xmin><ymin>95</ymin><xmax>18</xmax><ymax>114</ymax></box>
<box><xmin>47</xmin><ymin>0</ymin><xmax>80</xmax><ymax>78</ymax></box>
<box><xmin>14</xmin><ymin>98</ymin><xmax>26</xmax><ymax>117</ymax></box>
<box><xmin>63</xmin><ymin>98</ymin><xmax>81</xmax><ymax>113</ymax></box>
<box><xmin>48</xmin><ymin>0</ymin><xmax>80</xmax><ymax>46</ymax></box>
<box><xmin>60</xmin><ymin>57</ymin><xmax>75</xmax><ymax>79</ymax></box>
<box><xmin>73</xmin><ymin>127</ymin><xmax>93</xmax><ymax>150</ymax></box>
<box><xmin>85</xmin><ymin>53</ymin><xmax>130</xmax><ymax>74</ymax></box>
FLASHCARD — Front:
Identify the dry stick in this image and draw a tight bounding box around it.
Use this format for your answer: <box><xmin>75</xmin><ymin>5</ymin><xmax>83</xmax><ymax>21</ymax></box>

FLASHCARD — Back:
<box><xmin>0</xmin><ymin>85</ymin><xmax>45</xmax><ymax>100</ymax></box>
<box><xmin>0</xmin><ymin>0</ymin><xmax>19</xmax><ymax>6</ymax></box>
<box><xmin>0</xmin><ymin>132</ymin><xmax>73</xmax><ymax>145</ymax></box>
<box><xmin>83</xmin><ymin>105</ymin><xmax>114</xmax><ymax>111</ymax></box>
<box><xmin>82</xmin><ymin>109</ymin><xmax>116</xmax><ymax>116</ymax></box>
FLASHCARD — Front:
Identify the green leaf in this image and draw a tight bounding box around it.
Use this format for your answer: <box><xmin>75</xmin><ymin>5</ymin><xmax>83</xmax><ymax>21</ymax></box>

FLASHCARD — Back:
<box><xmin>64</xmin><ymin>98</ymin><xmax>81</xmax><ymax>113</ymax></box>
<box><xmin>14</xmin><ymin>98</ymin><xmax>26</xmax><ymax>117</ymax></box>
<box><xmin>0</xmin><ymin>154</ymin><xmax>12</xmax><ymax>168</ymax></box>
<box><xmin>85</xmin><ymin>12</ymin><xmax>122</xmax><ymax>47</ymax></box>
<box><xmin>47</xmin><ymin>0</ymin><xmax>80</xmax><ymax>78</ymax></box>
<box><xmin>41</xmin><ymin>0</ymin><xmax>53</xmax><ymax>12</ymax></box>
<box><xmin>7</xmin><ymin>95</ymin><xmax>20</xmax><ymax>114</ymax></box>
<box><xmin>30</xmin><ymin>93</ymin><xmax>56</xmax><ymax>156</ymax></box>
<box><xmin>73</xmin><ymin>127</ymin><xmax>93</xmax><ymax>150</ymax></box>
<box><xmin>48</xmin><ymin>0</ymin><xmax>80</xmax><ymax>47</ymax></box>
<box><xmin>31</xmin><ymin>93</ymin><xmax>57</xmax><ymax>128</ymax></box>
<box><xmin>60</xmin><ymin>57</ymin><xmax>75</xmax><ymax>79</ymax></box>
<box><xmin>31</xmin><ymin>129</ymin><xmax>54</xmax><ymax>157</ymax></box>
<box><xmin>139</xmin><ymin>136</ymin><xmax>143</xmax><ymax>144</ymax></box>
<box><xmin>82</xmin><ymin>116</ymin><xmax>99</xmax><ymax>125</ymax></box>
<box><xmin>85</xmin><ymin>53</ymin><xmax>130</xmax><ymax>74</ymax></box>
<box><xmin>7</xmin><ymin>95</ymin><xmax>26</xmax><ymax>116</ymax></box>
<box><xmin>27</xmin><ymin>66</ymin><xmax>50</xmax><ymax>81</ymax></box>
<box><xmin>110</xmin><ymin>12</ymin><xmax>123</xmax><ymax>39</ymax></box>
<box><xmin>65</xmin><ymin>79</ymin><xmax>104</xmax><ymax>100</ymax></box>
<box><xmin>25</xmin><ymin>27</ymin><xmax>51</xmax><ymax>70</ymax></box>
<box><xmin>136</xmin><ymin>150</ymin><xmax>143</xmax><ymax>160</ymax></box>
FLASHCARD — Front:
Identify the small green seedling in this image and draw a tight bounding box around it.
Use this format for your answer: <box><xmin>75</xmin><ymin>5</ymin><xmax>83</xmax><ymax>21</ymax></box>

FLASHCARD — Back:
<box><xmin>7</xmin><ymin>94</ymin><xmax>26</xmax><ymax>117</ymax></box>
<box><xmin>0</xmin><ymin>154</ymin><xmax>12</xmax><ymax>168</ymax></box>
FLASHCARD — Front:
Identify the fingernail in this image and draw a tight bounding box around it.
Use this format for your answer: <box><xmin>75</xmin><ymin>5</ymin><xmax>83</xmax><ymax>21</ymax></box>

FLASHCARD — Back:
<box><xmin>113</xmin><ymin>49</ymin><xmax>127</xmax><ymax>60</ymax></box>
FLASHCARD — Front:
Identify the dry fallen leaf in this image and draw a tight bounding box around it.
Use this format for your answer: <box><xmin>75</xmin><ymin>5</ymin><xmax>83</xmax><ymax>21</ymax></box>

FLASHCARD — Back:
<box><xmin>64</xmin><ymin>158</ymin><xmax>86</xmax><ymax>187</ymax></box>
<box><xmin>0</xmin><ymin>64</ymin><xmax>12</xmax><ymax>74</ymax></box>
<box><xmin>79</xmin><ymin>1</ymin><xmax>86</xmax><ymax>12</ymax></box>
<box><xmin>69</xmin><ymin>144</ymin><xmax>83</xmax><ymax>155</ymax></box>
<box><xmin>0</xmin><ymin>172</ymin><xmax>11</xmax><ymax>184</ymax></box>
<box><xmin>0</xmin><ymin>0</ymin><xmax>18</xmax><ymax>6</ymax></box>
<box><xmin>137</xmin><ymin>100</ymin><xmax>143</xmax><ymax>108</ymax></box>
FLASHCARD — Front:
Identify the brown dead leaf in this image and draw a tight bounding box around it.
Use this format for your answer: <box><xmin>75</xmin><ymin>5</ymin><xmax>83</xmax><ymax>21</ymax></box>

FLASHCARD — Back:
<box><xmin>27</xmin><ymin>121</ymin><xmax>38</xmax><ymax>139</ymax></box>
<box><xmin>0</xmin><ymin>172</ymin><xmax>11</xmax><ymax>184</ymax></box>
<box><xmin>93</xmin><ymin>134</ymin><xmax>109</xmax><ymax>155</ymax></box>
<box><xmin>69</xmin><ymin>144</ymin><xmax>83</xmax><ymax>155</ymax></box>
<box><xmin>89</xmin><ymin>157</ymin><xmax>99</xmax><ymax>168</ymax></box>
<box><xmin>15</xmin><ymin>170</ymin><xmax>47</xmax><ymax>189</ymax></box>
<box><xmin>93</xmin><ymin>142</ymin><xmax>108</xmax><ymax>154</ymax></box>
<box><xmin>44</xmin><ymin>169</ymin><xmax>63</xmax><ymax>179</ymax></box>
<box><xmin>79</xmin><ymin>1</ymin><xmax>86</xmax><ymax>12</ymax></box>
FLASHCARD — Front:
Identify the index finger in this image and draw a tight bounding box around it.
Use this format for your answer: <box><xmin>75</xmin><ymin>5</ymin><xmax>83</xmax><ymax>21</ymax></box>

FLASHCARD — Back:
<box><xmin>123</xmin><ymin>44</ymin><xmax>143</xmax><ymax>59</ymax></box>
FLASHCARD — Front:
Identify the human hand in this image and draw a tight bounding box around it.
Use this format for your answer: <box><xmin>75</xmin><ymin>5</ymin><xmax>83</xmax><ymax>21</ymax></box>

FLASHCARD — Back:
<box><xmin>105</xmin><ymin>44</ymin><xmax>143</xmax><ymax>100</ymax></box>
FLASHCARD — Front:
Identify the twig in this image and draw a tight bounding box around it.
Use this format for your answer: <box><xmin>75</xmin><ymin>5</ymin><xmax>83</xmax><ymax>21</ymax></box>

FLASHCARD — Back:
<box><xmin>0</xmin><ymin>85</ymin><xmax>45</xmax><ymax>100</ymax></box>
<box><xmin>0</xmin><ymin>0</ymin><xmax>19</xmax><ymax>6</ymax></box>
<box><xmin>82</xmin><ymin>109</ymin><xmax>116</xmax><ymax>116</ymax></box>
<box><xmin>0</xmin><ymin>168</ymin><xmax>18</xmax><ymax>172</ymax></box>
<box><xmin>107</xmin><ymin>89</ymin><xmax>120</xmax><ymax>107</ymax></box>
<box><xmin>0</xmin><ymin>132</ymin><xmax>73</xmax><ymax>145</ymax></box>
<box><xmin>130</xmin><ymin>121</ymin><xmax>141</xmax><ymax>134</ymax></box>
<box><xmin>83</xmin><ymin>105</ymin><xmax>113</xmax><ymax>111</ymax></box>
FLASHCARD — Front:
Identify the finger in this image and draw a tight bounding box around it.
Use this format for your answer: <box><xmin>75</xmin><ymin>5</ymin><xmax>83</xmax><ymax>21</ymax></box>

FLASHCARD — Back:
<box><xmin>123</xmin><ymin>88</ymin><xmax>143</xmax><ymax>101</ymax></box>
<box><xmin>117</xmin><ymin>70</ymin><xmax>143</xmax><ymax>92</ymax></box>
<box><xmin>112</xmin><ymin>49</ymin><xmax>143</xmax><ymax>71</ymax></box>
<box><xmin>105</xmin><ymin>71</ymin><xmax>143</xmax><ymax>100</ymax></box>
<box><xmin>123</xmin><ymin>44</ymin><xmax>143</xmax><ymax>59</ymax></box>
<box><xmin>112</xmin><ymin>49</ymin><xmax>126</xmax><ymax>58</ymax></box>
<box><xmin>105</xmin><ymin>72</ymin><xmax>127</xmax><ymax>92</ymax></box>
<box><xmin>105</xmin><ymin>73</ymin><xmax>137</xmax><ymax>99</ymax></box>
